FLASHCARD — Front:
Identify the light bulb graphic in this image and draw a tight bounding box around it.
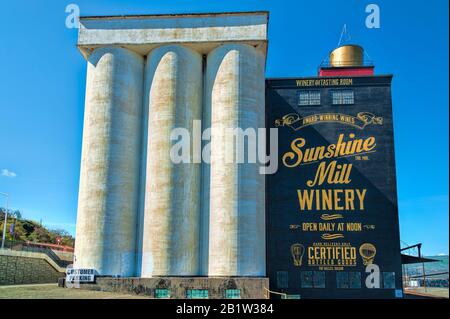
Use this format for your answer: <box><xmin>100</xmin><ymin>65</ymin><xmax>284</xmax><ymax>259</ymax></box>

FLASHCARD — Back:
<box><xmin>291</xmin><ymin>243</ymin><xmax>305</xmax><ymax>267</ymax></box>
<box><xmin>359</xmin><ymin>243</ymin><xmax>377</xmax><ymax>265</ymax></box>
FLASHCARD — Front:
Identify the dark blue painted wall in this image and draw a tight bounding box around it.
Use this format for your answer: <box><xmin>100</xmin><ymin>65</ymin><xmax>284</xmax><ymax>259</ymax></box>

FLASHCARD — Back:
<box><xmin>266</xmin><ymin>76</ymin><xmax>403</xmax><ymax>299</ymax></box>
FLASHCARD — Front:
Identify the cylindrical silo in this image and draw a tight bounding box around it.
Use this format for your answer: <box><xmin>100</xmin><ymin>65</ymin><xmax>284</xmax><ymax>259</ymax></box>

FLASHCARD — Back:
<box><xmin>205</xmin><ymin>44</ymin><xmax>266</xmax><ymax>276</ymax></box>
<box><xmin>330</xmin><ymin>44</ymin><xmax>364</xmax><ymax>67</ymax></box>
<box><xmin>141</xmin><ymin>45</ymin><xmax>202</xmax><ymax>277</ymax></box>
<box><xmin>74</xmin><ymin>47</ymin><xmax>144</xmax><ymax>276</ymax></box>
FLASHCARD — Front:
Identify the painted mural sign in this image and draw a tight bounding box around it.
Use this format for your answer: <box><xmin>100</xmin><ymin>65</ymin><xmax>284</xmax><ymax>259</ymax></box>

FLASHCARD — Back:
<box><xmin>276</xmin><ymin>114</ymin><xmax>380</xmax><ymax>271</ymax></box>
<box><xmin>266</xmin><ymin>76</ymin><xmax>403</xmax><ymax>298</ymax></box>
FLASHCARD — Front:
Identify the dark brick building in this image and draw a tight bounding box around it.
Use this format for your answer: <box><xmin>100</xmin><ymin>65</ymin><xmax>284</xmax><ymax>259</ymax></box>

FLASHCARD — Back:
<box><xmin>265</xmin><ymin>45</ymin><xmax>403</xmax><ymax>299</ymax></box>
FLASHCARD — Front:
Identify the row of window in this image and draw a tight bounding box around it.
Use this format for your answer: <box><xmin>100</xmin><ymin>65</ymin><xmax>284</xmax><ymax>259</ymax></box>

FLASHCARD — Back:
<box><xmin>154</xmin><ymin>288</ymin><xmax>241</xmax><ymax>299</ymax></box>
<box><xmin>298</xmin><ymin>90</ymin><xmax>355</xmax><ymax>106</ymax></box>
<box><xmin>276</xmin><ymin>271</ymin><xmax>396</xmax><ymax>289</ymax></box>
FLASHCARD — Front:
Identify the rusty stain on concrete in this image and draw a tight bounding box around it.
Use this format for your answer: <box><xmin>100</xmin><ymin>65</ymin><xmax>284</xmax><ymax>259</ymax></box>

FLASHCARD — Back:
<box><xmin>75</xmin><ymin>47</ymin><xmax>143</xmax><ymax>276</ymax></box>
<box><xmin>75</xmin><ymin>13</ymin><xmax>268</xmax><ymax>278</ymax></box>
<box><xmin>141</xmin><ymin>45</ymin><xmax>202</xmax><ymax>277</ymax></box>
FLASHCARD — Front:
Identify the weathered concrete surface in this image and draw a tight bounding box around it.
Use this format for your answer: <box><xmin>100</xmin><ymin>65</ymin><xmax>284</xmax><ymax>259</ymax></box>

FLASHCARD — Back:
<box><xmin>78</xmin><ymin>12</ymin><xmax>268</xmax><ymax>57</ymax></box>
<box><xmin>52</xmin><ymin>251</ymin><xmax>74</xmax><ymax>263</ymax></box>
<box><xmin>77</xmin><ymin>276</ymin><xmax>269</xmax><ymax>299</ymax></box>
<box><xmin>0</xmin><ymin>250</ymin><xmax>65</xmax><ymax>285</ymax></box>
<box><xmin>75</xmin><ymin>13</ymin><xmax>269</xmax><ymax>278</ymax></box>
<box><xmin>205</xmin><ymin>44</ymin><xmax>266</xmax><ymax>276</ymax></box>
<box><xmin>141</xmin><ymin>45</ymin><xmax>202</xmax><ymax>277</ymax></box>
<box><xmin>75</xmin><ymin>47</ymin><xmax>144</xmax><ymax>276</ymax></box>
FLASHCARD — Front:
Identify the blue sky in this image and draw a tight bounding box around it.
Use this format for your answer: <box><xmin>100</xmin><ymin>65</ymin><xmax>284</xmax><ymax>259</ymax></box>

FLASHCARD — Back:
<box><xmin>0</xmin><ymin>0</ymin><xmax>448</xmax><ymax>255</ymax></box>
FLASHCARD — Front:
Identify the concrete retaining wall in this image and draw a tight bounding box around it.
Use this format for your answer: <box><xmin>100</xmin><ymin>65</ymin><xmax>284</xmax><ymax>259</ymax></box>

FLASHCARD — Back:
<box><xmin>52</xmin><ymin>250</ymin><xmax>74</xmax><ymax>262</ymax></box>
<box><xmin>77</xmin><ymin>276</ymin><xmax>269</xmax><ymax>299</ymax></box>
<box><xmin>75</xmin><ymin>12</ymin><xmax>269</xmax><ymax>278</ymax></box>
<box><xmin>0</xmin><ymin>250</ymin><xmax>65</xmax><ymax>285</ymax></box>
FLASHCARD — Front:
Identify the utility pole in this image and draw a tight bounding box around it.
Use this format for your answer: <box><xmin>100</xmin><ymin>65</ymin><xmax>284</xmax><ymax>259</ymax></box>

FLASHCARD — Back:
<box><xmin>0</xmin><ymin>192</ymin><xmax>9</xmax><ymax>249</ymax></box>
<box><xmin>418</xmin><ymin>244</ymin><xmax>427</xmax><ymax>292</ymax></box>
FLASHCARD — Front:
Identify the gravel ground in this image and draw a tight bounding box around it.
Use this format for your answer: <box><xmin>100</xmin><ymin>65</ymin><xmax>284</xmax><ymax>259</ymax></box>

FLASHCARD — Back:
<box><xmin>0</xmin><ymin>284</ymin><xmax>151</xmax><ymax>299</ymax></box>
<box><xmin>2</xmin><ymin>284</ymin><xmax>447</xmax><ymax>299</ymax></box>
<box><xmin>404</xmin><ymin>287</ymin><xmax>449</xmax><ymax>299</ymax></box>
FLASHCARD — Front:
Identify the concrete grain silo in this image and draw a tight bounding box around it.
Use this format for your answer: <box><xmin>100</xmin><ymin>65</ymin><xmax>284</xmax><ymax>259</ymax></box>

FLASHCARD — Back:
<box><xmin>205</xmin><ymin>44</ymin><xmax>266</xmax><ymax>276</ymax></box>
<box><xmin>140</xmin><ymin>45</ymin><xmax>203</xmax><ymax>277</ymax></box>
<box><xmin>75</xmin><ymin>12</ymin><xmax>270</xmax><ymax>297</ymax></box>
<box><xmin>74</xmin><ymin>47</ymin><xmax>144</xmax><ymax>276</ymax></box>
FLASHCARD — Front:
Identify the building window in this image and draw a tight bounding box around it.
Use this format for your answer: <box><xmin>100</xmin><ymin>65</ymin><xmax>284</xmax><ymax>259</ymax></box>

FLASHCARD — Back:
<box><xmin>313</xmin><ymin>271</ymin><xmax>326</xmax><ymax>288</ymax></box>
<box><xmin>298</xmin><ymin>90</ymin><xmax>321</xmax><ymax>106</ymax></box>
<box><xmin>349</xmin><ymin>272</ymin><xmax>362</xmax><ymax>288</ymax></box>
<box><xmin>336</xmin><ymin>272</ymin><xmax>349</xmax><ymax>288</ymax></box>
<box><xmin>301</xmin><ymin>271</ymin><xmax>313</xmax><ymax>288</ymax></box>
<box><xmin>337</xmin><ymin>272</ymin><xmax>362</xmax><ymax>288</ymax></box>
<box><xmin>383</xmin><ymin>272</ymin><xmax>396</xmax><ymax>289</ymax></box>
<box><xmin>186</xmin><ymin>289</ymin><xmax>209</xmax><ymax>299</ymax></box>
<box><xmin>276</xmin><ymin>271</ymin><xmax>289</xmax><ymax>289</ymax></box>
<box><xmin>301</xmin><ymin>271</ymin><xmax>325</xmax><ymax>288</ymax></box>
<box><xmin>332</xmin><ymin>90</ymin><xmax>354</xmax><ymax>105</ymax></box>
<box><xmin>154</xmin><ymin>288</ymin><xmax>170</xmax><ymax>299</ymax></box>
<box><xmin>225</xmin><ymin>289</ymin><xmax>241</xmax><ymax>299</ymax></box>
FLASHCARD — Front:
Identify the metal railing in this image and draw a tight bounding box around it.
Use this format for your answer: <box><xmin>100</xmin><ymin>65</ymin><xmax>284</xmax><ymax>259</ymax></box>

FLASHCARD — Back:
<box><xmin>1</xmin><ymin>239</ymin><xmax>72</xmax><ymax>268</ymax></box>
<box><xmin>319</xmin><ymin>60</ymin><xmax>375</xmax><ymax>68</ymax></box>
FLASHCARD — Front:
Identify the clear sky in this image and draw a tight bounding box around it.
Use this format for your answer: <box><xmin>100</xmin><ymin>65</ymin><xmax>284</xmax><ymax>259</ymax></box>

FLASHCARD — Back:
<box><xmin>0</xmin><ymin>0</ymin><xmax>448</xmax><ymax>255</ymax></box>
